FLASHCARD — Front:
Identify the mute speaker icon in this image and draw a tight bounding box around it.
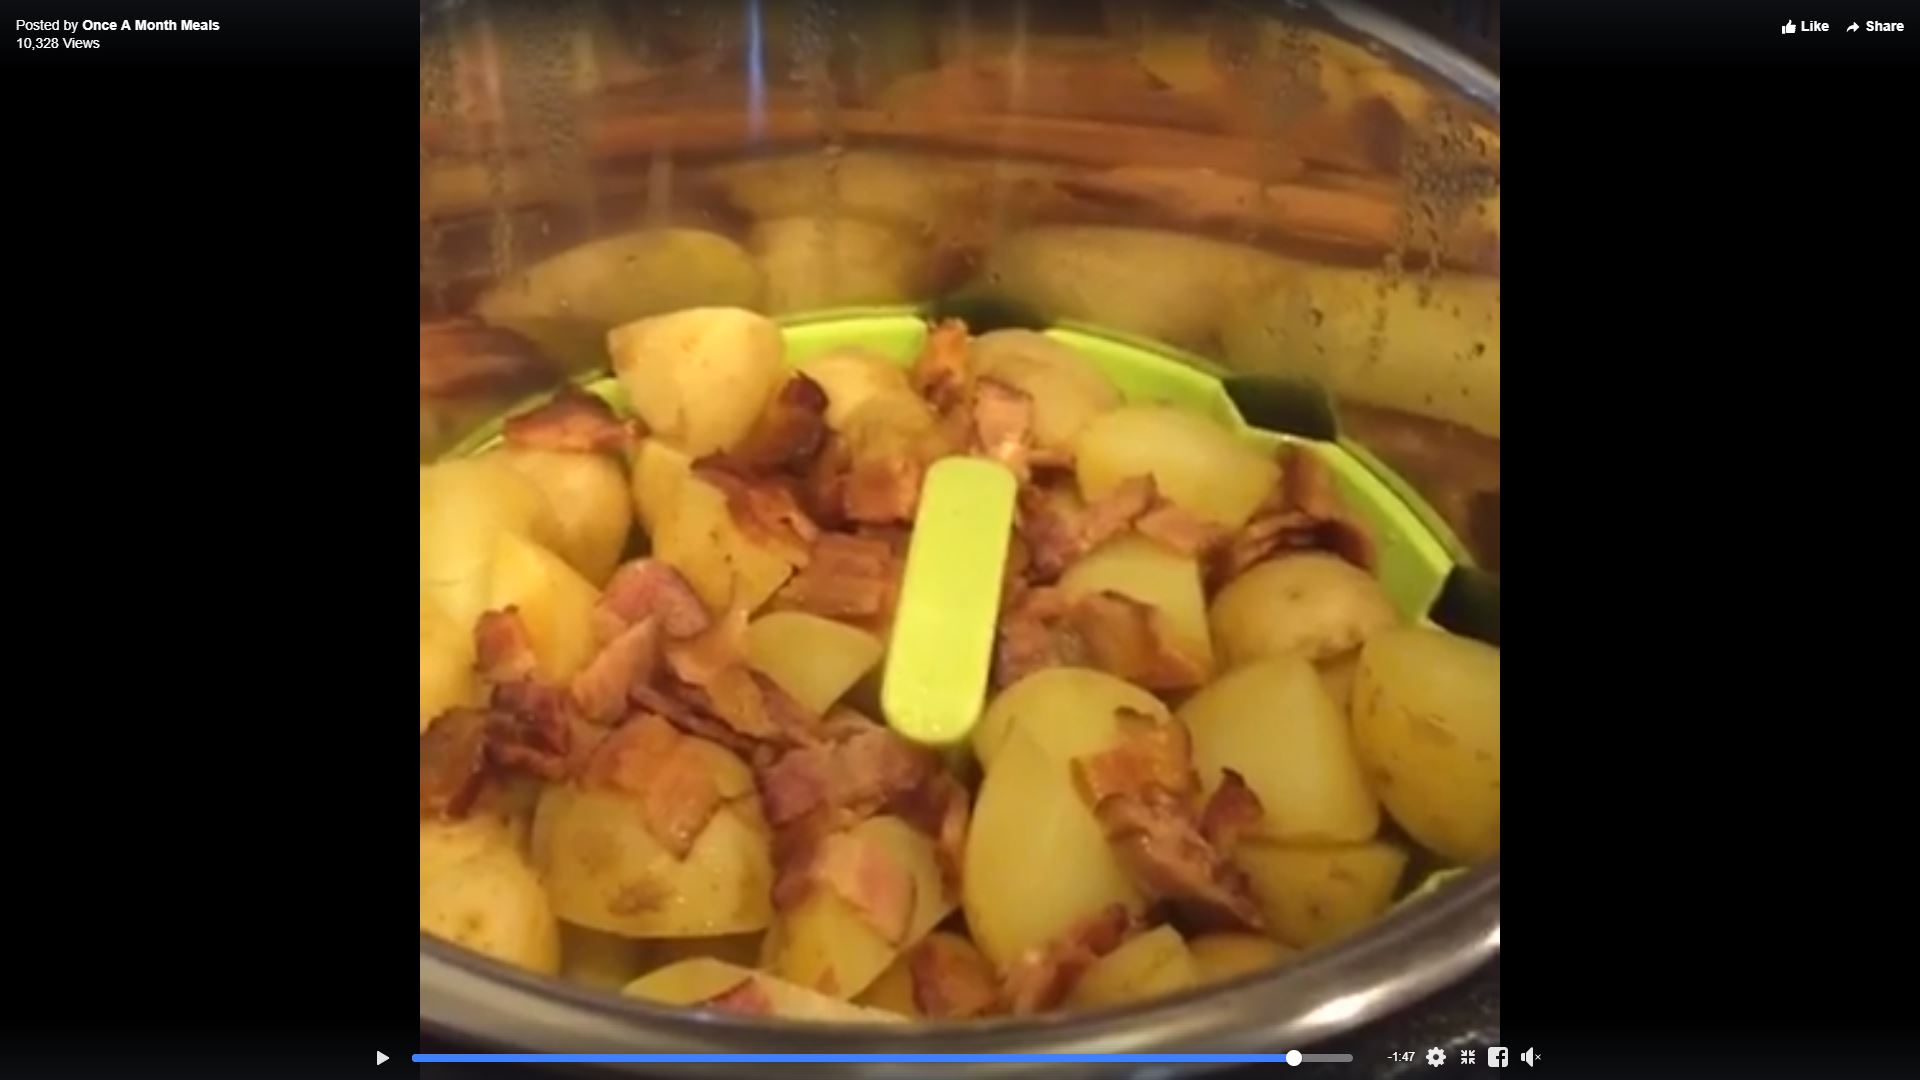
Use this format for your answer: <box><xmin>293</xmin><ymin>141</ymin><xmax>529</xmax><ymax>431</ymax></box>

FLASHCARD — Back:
<box><xmin>1521</xmin><ymin>1048</ymin><xmax>1538</xmax><ymax>1066</ymax></box>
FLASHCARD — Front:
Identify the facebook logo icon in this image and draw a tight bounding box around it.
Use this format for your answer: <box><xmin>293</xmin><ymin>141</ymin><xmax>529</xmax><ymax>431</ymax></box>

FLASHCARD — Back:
<box><xmin>1487</xmin><ymin>1047</ymin><xmax>1509</xmax><ymax>1068</ymax></box>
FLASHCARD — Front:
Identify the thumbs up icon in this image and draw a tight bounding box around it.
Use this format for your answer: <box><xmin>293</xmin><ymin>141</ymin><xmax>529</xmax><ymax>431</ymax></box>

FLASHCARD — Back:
<box><xmin>1782</xmin><ymin>21</ymin><xmax>1795</xmax><ymax>33</ymax></box>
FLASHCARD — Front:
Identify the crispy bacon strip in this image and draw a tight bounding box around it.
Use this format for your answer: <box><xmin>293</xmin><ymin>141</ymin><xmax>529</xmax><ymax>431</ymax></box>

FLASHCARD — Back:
<box><xmin>1213</xmin><ymin>449</ymin><xmax>1378</xmax><ymax>584</ymax></box>
<box><xmin>1094</xmin><ymin>792</ymin><xmax>1266</xmax><ymax>932</ymax></box>
<box><xmin>1071</xmin><ymin>707</ymin><xmax>1196</xmax><ymax>805</ymax></box>
<box><xmin>420</xmin><ymin>708</ymin><xmax>492</xmax><ymax>818</ymax></box>
<box><xmin>1068</xmin><ymin>591</ymin><xmax>1211</xmax><ymax>692</ymax></box>
<box><xmin>595</xmin><ymin>560</ymin><xmax>712</xmax><ymax>643</ymax></box>
<box><xmin>570</xmin><ymin>618</ymin><xmax>660</xmax><ymax>725</ymax></box>
<box><xmin>473</xmin><ymin>608</ymin><xmax>540</xmax><ymax>685</ymax></box>
<box><xmin>1020</xmin><ymin>475</ymin><xmax>1157</xmax><ymax>580</ymax></box>
<box><xmin>910</xmin><ymin>318</ymin><xmax>973</xmax><ymax>415</ymax></box>
<box><xmin>1199</xmin><ymin>769</ymin><xmax>1264</xmax><ymax>853</ymax></box>
<box><xmin>631</xmin><ymin>682</ymin><xmax>770</xmax><ymax>762</ymax></box>
<box><xmin>419</xmin><ymin>318</ymin><xmax>553</xmax><ymax>399</ymax></box>
<box><xmin>992</xmin><ymin>587</ymin><xmax>1085</xmax><ymax>691</ymax></box>
<box><xmin>1000</xmin><ymin>904</ymin><xmax>1134</xmax><ymax>1015</ymax></box>
<box><xmin>785</xmin><ymin>827</ymin><xmax>919</xmax><ymax>944</ymax></box>
<box><xmin>501</xmin><ymin>385</ymin><xmax>635</xmax><ymax>455</ymax></box>
<box><xmin>693</xmin><ymin>464</ymin><xmax>820</xmax><ymax>568</ymax></box>
<box><xmin>717</xmin><ymin>374</ymin><xmax>831</xmax><ymax>474</ymax></box>
<box><xmin>1134</xmin><ymin>499</ymin><xmax>1230</xmax><ymax>558</ymax></box>
<box><xmin>909</xmin><ymin>935</ymin><xmax>1002</xmax><ymax>1019</ymax></box>
<box><xmin>844</xmin><ymin>456</ymin><xmax>924</xmax><ymax>524</ymax></box>
<box><xmin>972</xmin><ymin>377</ymin><xmax>1035</xmax><ymax>479</ymax></box>
<box><xmin>582</xmin><ymin>713</ymin><xmax>728</xmax><ymax>858</ymax></box>
<box><xmin>890</xmin><ymin>770</ymin><xmax>973</xmax><ymax>893</ymax></box>
<box><xmin>662</xmin><ymin>606</ymin><xmax>749</xmax><ymax>688</ymax></box>
<box><xmin>485</xmin><ymin>679</ymin><xmax>575</xmax><ymax>780</ymax></box>
<box><xmin>777</xmin><ymin>532</ymin><xmax>900</xmax><ymax>620</ymax></box>
<box><xmin>757</xmin><ymin>718</ymin><xmax>936</xmax><ymax>829</ymax></box>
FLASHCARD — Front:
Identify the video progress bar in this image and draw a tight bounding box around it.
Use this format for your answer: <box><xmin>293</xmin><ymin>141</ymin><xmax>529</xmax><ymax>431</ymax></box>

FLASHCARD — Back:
<box><xmin>413</xmin><ymin>1053</ymin><xmax>1358</xmax><ymax>1064</ymax></box>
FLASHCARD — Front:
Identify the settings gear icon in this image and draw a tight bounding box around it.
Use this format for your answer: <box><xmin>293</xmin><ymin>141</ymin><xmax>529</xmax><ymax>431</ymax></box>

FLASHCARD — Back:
<box><xmin>1425</xmin><ymin>1047</ymin><xmax>1448</xmax><ymax>1067</ymax></box>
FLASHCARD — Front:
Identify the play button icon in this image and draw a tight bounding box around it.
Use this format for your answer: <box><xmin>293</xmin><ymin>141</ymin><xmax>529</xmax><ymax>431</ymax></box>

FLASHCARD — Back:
<box><xmin>377</xmin><ymin>1051</ymin><xmax>390</xmax><ymax>1065</ymax></box>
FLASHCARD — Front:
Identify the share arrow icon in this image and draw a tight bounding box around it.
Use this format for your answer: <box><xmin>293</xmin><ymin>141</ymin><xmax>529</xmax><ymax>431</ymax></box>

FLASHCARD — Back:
<box><xmin>1849</xmin><ymin>22</ymin><xmax>1860</xmax><ymax>31</ymax></box>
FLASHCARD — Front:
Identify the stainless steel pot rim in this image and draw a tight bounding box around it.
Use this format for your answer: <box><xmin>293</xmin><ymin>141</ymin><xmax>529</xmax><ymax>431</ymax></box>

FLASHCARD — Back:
<box><xmin>421</xmin><ymin>861</ymin><xmax>1495</xmax><ymax>1061</ymax></box>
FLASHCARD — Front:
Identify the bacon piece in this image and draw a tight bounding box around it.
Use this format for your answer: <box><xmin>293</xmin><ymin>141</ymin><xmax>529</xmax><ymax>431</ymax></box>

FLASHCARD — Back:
<box><xmin>992</xmin><ymin>587</ymin><xmax>1085</xmax><ymax>691</ymax></box>
<box><xmin>420</xmin><ymin>708</ymin><xmax>492</xmax><ymax>818</ymax></box>
<box><xmin>582</xmin><ymin>713</ymin><xmax>728</xmax><ymax>857</ymax></box>
<box><xmin>485</xmin><ymin>679</ymin><xmax>575</xmax><ymax>780</ymax></box>
<box><xmin>693</xmin><ymin>464</ymin><xmax>820</xmax><ymax>568</ymax></box>
<box><xmin>1199</xmin><ymin>769</ymin><xmax>1265</xmax><ymax>853</ymax></box>
<box><xmin>631</xmin><ymin>683</ymin><xmax>770</xmax><ymax>762</ymax></box>
<box><xmin>844</xmin><ymin>456</ymin><xmax>924</xmax><ymax>524</ymax></box>
<box><xmin>1071</xmin><ymin>707</ymin><xmax>1196</xmax><ymax>806</ymax></box>
<box><xmin>799</xmin><ymin>435</ymin><xmax>853</xmax><ymax>528</ymax></box>
<box><xmin>699</xmin><ymin>665</ymin><xmax>812</xmax><ymax>742</ymax></box>
<box><xmin>910</xmin><ymin>318</ymin><xmax>973</xmax><ymax>415</ymax></box>
<box><xmin>1068</xmin><ymin>591</ymin><xmax>1210</xmax><ymax>692</ymax></box>
<box><xmin>595</xmin><ymin>560</ymin><xmax>712</xmax><ymax>643</ymax></box>
<box><xmin>473</xmin><ymin>608</ymin><xmax>540</xmax><ymax>685</ymax></box>
<box><xmin>1020</xmin><ymin>475</ymin><xmax>1157</xmax><ymax>580</ymax></box>
<box><xmin>1135</xmin><ymin>499</ymin><xmax>1230</xmax><ymax>558</ymax></box>
<box><xmin>972</xmin><ymin>378</ymin><xmax>1035</xmax><ymax>479</ymax></box>
<box><xmin>1093</xmin><ymin>792</ymin><xmax>1266</xmax><ymax>932</ymax></box>
<box><xmin>703</xmin><ymin>977</ymin><xmax>775</xmax><ymax>1016</ymax></box>
<box><xmin>890</xmin><ymin>770</ymin><xmax>972</xmax><ymax>892</ymax></box>
<box><xmin>757</xmin><ymin>719</ymin><xmax>935</xmax><ymax>829</ymax></box>
<box><xmin>717</xmin><ymin>374</ymin><xmax>831</xmax><ymax>474</ymax></box>
<box><xmin>1000</xmin><ymin>904</ymin><xmax>1134</xmax><ymax>1015</ymax></box>
<box><xmin>789</xmin><ymin>827</ymin><xmax>919</xmax><ymax>944</ymax></box>
<box><xmin>1212</xmin><ymin>449</ymin><xmax>1378</xmax><ymax>584</ymax></box>
<box><xmin>777</xmin><ymin>532</ymin><xmax>899</xmax><ymax>620</ymax></box>
<box><xmin>501</xmin><ymin>385</ymin><xmax>635</xmax><ymax>455</ymax></box>
<box><xmin>570</xmin><ymin>618</ymin><xmax>660</xmax><ymax>725</ymax></box>
<box><xmin>663</xmin><ymin>606</ymin><xmax>749</xmax><ymax>688</ymax></box>
<box><xmin>909</xmin><ymin>935</ymin><xmax>1001</xmax><ymax>1019</ymax></box>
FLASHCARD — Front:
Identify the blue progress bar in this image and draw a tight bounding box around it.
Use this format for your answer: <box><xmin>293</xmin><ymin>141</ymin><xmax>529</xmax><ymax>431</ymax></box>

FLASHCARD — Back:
<box><xmin>414</xmin><ymin>1053</ymin><xmax>1301</xmax><ymax>1063</ymax></box>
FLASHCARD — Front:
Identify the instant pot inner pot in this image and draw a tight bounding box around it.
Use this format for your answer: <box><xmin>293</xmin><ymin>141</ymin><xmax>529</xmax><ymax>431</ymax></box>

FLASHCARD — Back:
<box><xmin>419</xmin><ymin>0</ymin><xmax>1499</xmax><ymax>1063</ymax></box>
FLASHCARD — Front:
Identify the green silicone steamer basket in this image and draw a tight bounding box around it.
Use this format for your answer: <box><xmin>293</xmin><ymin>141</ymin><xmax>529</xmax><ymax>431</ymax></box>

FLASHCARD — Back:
<box><xmin>424</xmin><ymin>307</ymin><xmax>1500</xmax><ymax>1067</ymax></box>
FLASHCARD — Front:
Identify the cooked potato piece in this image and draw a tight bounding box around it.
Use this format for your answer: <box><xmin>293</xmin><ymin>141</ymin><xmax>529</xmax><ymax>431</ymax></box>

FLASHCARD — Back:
<box><xmin>1058</xmin><ymin>536</ymin><xmax>1214</xmax><ymax>675</ymax></box>
<box><xmin>1179</xmin><ymin>656</ymin><xmax>1380</xmax><ymax>844</ymax></box>
<box><xmin>977</xmin><ymin>227</ymin><xmax>1286</xmax><ymax>353</ymax></box>
<box><xmin>476</xmin><ymin>229</ymin><xmax>762</xmax><ymax>332</ymax></box>
<box><xmin>650</xmin><ymin>468</ymin><xmax>796</xmax><ymax>614</ymax></box>
<box><xmin>609</xmin><ymin>307</ymin><xmax>786</xmax><ymax>458</ymax></box>
<box><xmin>839</xmin><ymin>389</ymin><xmax>942</xmax><ymax>461</ymax></box>
<box><xmin>419</xmin><ymin>458</ymin><xmax>563</xmax><ymax>631</ymax></box>
<box><xmin>630</xmin><ymin>436</ymin><xmax>692</xmax><ymax>536</ymax></box>
<box><xmin>971</xmin><ymin>330</ymin><xmax>1121</xmax><ymax>451</ymax></box>
<box><xmin>420</xmin><ymin>814</ymin><xmax>519</xmax><ymax>885</ymax></box>
<box><xmin>488</xmin><ymin>530</ymin><xmax>601</xmax><ymax>682</ymax></box>
<box><xmin>533</xmin><ymin>781</ymin><xmax>775</xmax><ymax>939</ymax></box>
<box><xmin>1221</xmin><ymin>267</ymin><xmax>1500</xmax><ymax>439</ymax></box>
<box><xmin>560</xmin><ymin>924</ymin><xmax>650</xmax><ymax>990</ymax></box>
<box><xmin>751</xmin><ymin>216</ymin><xmax>929</xmax><ymax>314</ymax></box>
<box><xmin>1076</xmin><ymin>405</ymin><xmax>1280</xmax><ymax>528</ymax></box>
<box><xmin>1209</xmin><ymin>553</ymin><xmax>1398</xmax><ymax>668</ymax></box>
<box><xmin>707</xmin><ymin>151</ymin><xmax>988</xmax><ymax>235</ymax></box>
<box><xmin>495</xmin><ymin>447</ymin><xmax>633</xmax><ymax>586</ymax></box>
<box><xmin>1188</xmin><ymin>933</ymin><xmax>1295</xmax><ymax>984</ymax></box>
<box><xmin>1319</xmin><ymin>651</ymin><xmax>1360</xmax><ymax>718</ymax></box>
<box><xmin>856</xmin><ymin>931</ymin><xmax>997</xmax><ymax>1018</ymax></box>
<box><xmin>1351</xmin><ymin>627</ymin><xmax>1500</xmax><ymax>862</ymax></box>
<box><xmin>420</xmin><ymin>841</ymin><xmax>561</xmax><ymax>976</ymax></box>
<box><xmin>1066</xmin><ymin>925</ymin><xmax>1200</xmax><ymax>1009</ymax></box>
<box><xmin>625</xmin><ymin>959</ymin><xmax>906</xmax><ymax>1022</ymax></box>
<box><xmin>746</xmin><ymin>612</ymin><xmax>884</xmax><ymax>716</ymax></box>
<box><xmin>420</xmin><ymin>591</ymin><xmax>479</xmax><ymax>734</ymax></box>
<box><xmin>1234</xmin><ymin>840</ymin><xmax>1408</xmax><ymax>950</ymax></box>
<box><xmin>798</xmin><ymin>347</ymin><xmax>915</xmax><ymax>430</ymax></box>
<box><xmin>964</xmin><ymin>729</ymin><xmax>1146</xmax><ymax>969</ymax></box>
<box><xmin>973</xmin><ymin>666</ymin><xmax>1171</xmax><ymax>770</ymax></box>
<box><xmin>761</xmin><ymin>816</ymin><xmax>956</xmax><ymax>999</ymax></box>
